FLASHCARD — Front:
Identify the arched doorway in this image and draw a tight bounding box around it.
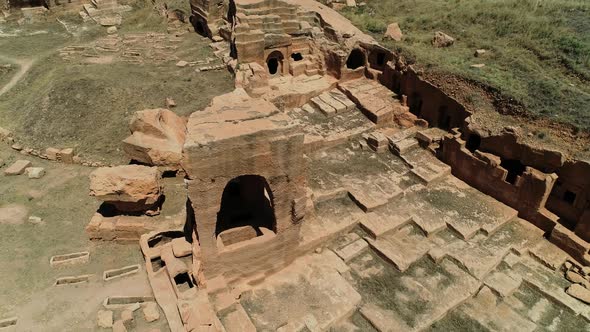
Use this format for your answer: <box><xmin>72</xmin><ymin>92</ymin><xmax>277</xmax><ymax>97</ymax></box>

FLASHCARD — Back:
<box><xmin>267</xmin><ymin>51</ymin><xmax>284</xmax><ymax>76</ymax></box>
<box><xmin>216</xmin><ymin>175</ymin><xmax>277</xmax><ymax>244</ymax></box>
<box><xmin>346</xmin><ymin>48</ymin><xmax>366</xmax><ymax>69</ymax></box>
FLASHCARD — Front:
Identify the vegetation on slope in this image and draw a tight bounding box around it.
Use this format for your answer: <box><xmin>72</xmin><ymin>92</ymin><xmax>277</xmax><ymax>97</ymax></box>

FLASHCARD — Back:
<box><xmin>0</xmin><ymin>2</ymin><xmax>234</xmax><ymax>164</ymax></box>
<box><xmin>341</xmin><ymin>0</ymin><xmax>590</xmax><ymax>130</ymax></box>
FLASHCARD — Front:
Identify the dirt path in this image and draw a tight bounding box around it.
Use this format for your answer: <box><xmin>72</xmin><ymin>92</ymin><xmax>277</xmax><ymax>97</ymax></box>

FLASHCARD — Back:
<box><xmin>0</xmin><ymin>55</ymin><xmax>34</xmax><ymax>97</ymax></box>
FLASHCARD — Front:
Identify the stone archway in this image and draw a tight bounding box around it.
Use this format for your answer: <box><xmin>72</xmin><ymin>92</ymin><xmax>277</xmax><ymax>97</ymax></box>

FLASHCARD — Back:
<box><xmin>266</xmin><ymin>51</ymin><xmax>284</xmax><ymax>76</ymax></box>
<box><xmin>346</xmin><ymin>48</ymin><xmax>366</xmax><ymax>69</ymax></box>
<box><xmin>215</xmin><ymin>175</ymin><xmax>277</xmax><ymax>245</ymax></box>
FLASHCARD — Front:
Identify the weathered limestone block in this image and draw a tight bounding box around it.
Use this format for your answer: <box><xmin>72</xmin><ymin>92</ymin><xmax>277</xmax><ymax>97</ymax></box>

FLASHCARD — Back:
<box><xmin>4</xmin><ymin>160</ymin><xmax>32</xmax><ymax>175</ymax></box>
<box><xmin>89</xmin><ymin>165</ymin><xmax>162</xmax><ymax>211</ymax></box>
<box><xmin>122</xmin><ymin>109</ymin><xmax>187</xmax><ymax>169</ymax></box>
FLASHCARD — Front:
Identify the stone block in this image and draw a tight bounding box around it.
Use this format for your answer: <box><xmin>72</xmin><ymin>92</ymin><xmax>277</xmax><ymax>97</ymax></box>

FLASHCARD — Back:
<box><xmin>25</xmin><ymin>167</ymin><xmax>45</xmax><ymax>179</ymax></box>
<box><xmin>4</xmin><ymin>160</ymin><xmax>32</xmax><ymax>175</ymax></box>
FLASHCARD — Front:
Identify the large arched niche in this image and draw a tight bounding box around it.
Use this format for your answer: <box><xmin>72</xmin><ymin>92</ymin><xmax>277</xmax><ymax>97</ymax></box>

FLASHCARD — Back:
<box><xmin>215</xmin><ymin>175</ymin><xmax>277</xmax><ymax>246</ymax></box>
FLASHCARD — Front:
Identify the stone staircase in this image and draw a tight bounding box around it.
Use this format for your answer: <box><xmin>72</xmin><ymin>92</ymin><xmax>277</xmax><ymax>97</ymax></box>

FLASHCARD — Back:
<box><xmin>206</xmin><ymin>275</ymin><xmax>257</xmax><ymax>331</ymax></box>
<box><xmin>302</xmin><ymin>88</ymin><xmax>356</xmax><ymax>116</ymax></box>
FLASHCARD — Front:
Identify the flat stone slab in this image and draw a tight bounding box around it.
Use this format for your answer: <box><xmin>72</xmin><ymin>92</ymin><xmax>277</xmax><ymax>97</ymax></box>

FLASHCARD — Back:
<box><xmin>171</xmin><ymin>237</ymin><xmax>192</xmax><ymax>258</ymax></box>
<box><xmin>360</xmin><ymin>212</ymin><xmax>411</xmax><ymax>239</ymax></box>
<box><xmin>4</xmin><ymin>160</ymin><xmax>31</xmax><ymax>176</ymax></box>
<box><xmin>366</xmin><ymin>224</ymin><xmax>435</xmax><ymax>272</ymax></box>
<box><xmin>220</xmin><ymin>305</ymin><xmax>256</xmax><ymax>332</ymax></box>
<box><xmin>529</xmin><ymin>240</ymin><xmax>569</xmax><ymax>271</ymax></box>
<box><xmin>484</xmin><ymin>270</ymin><xmax>522</xmax><ymax>298</ymax></box>
<box><xmin>334</xmin><ymin>238</ymin><xmax>368</xmax><ymax>262</ymax></box>
<box><xmin>360</xmin><ymin>303</ymin><xmax>410</xmax><ymax>332</ymax></box>
<box><xmin>347</xmin><ymin>182</ymin><xmax>402</xmax><ymax>213</ymax></box>
<box><xmin>423</xmin><ymin>177</ymin><xmax>517</xmax><ymax>240</ymax></box>
<box><xmin>240</xmin><ymin>251</ymin><xmax>361</xmax><ymax>331</ymax></box>
<box><xmin>512</xmin><ymin>257</ymin><xmax>590</xmax><ymax>318</ymax></box>
<box><xmin>355</xmin><ymin>258</ymin><xmax>480</xmax><ymax>331</ymax></box>
<box><xmin>443</xmin><ymin>241</ymin><xmax>509</xmax><ymax>280</ymax></box>
<box><xmin>460</xmin><ymin>286</ymin><xmax>537</xmax><ymax>332</ymax></box>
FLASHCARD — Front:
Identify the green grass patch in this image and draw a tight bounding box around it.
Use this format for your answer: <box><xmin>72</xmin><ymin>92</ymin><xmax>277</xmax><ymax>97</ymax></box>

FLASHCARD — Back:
<box><xmin>340</xmin><ymin>0</ymin><xmax>590</xmax><ymax>130</ymax></box>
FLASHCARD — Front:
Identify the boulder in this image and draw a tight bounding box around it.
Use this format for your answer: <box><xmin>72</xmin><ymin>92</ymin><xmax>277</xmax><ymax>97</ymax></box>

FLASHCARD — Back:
<box><xmin>384</xmin><ymin>23</ymin><xmax>403</xmax><ymax>41</ymax></box>
<box><xmin>112</xmin><ymin>320</ymin><xmax>127</xmax><ymax>332</ymax></box>
<box><xmin>122</xmin><ymin>109</ymin><xmax>187</xmax><ymax>169</ymax></box>
<box><xmin>89</xmin><ymin>165</ymin><xmax>162</xmax><ymax>212</ymax></box>
<box><xmin>432</xmin><ymin>31</ymin><xmax>455</xmax><ymax>48</ymax></box>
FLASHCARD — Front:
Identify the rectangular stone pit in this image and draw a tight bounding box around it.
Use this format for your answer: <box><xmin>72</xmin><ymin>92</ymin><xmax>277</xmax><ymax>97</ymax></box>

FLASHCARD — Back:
<box><xmin>0</xmin><ymin>317</ymin><xmax>17</xmax><ymax>329</ymax></box>
<box><xmin>103</xmin><ymin>264</ymin><xmax>141</xmax><ymax>281</ymax></box>
<box><xmin>49</xmin><ymin>251</ymin><xmax>90</xmax><ymax>267</ymax></box>
<box><xmin>103</xmin><ymin>296</ymin><xmax>155</xmax><ymax>310</ymax></box>
<box><xmin>54</xmin><ymin>275</ymin><xmax>92</xmax><ymax>286</ymax></box>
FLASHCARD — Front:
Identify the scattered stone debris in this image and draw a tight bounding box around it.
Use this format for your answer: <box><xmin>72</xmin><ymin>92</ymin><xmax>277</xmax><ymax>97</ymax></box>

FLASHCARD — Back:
<box><xmin>432</xmin><ymin>31</ymin><xmax>455</xmax><ymax>47</ymax></box>
<box><xmin>175</xmin><ymin>60</ymin><xmax>188</xmax><ymax>67</ymax></box>
<box><xmin>27</xmin><ymin>216</ymin><xmax>43</xmax><ymax>225</ymax></box>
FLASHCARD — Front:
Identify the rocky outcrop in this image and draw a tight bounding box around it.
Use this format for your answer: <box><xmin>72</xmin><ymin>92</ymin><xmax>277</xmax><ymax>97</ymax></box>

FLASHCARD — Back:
<box><xmin>122</xmin><ymin>109</ymin><xmax>187</xmax><ymax>170</ymax></box>
<box><xmin>89</xmin><ymin>165</ymin><xmax>162</xmax><ymax>212</ymax></box>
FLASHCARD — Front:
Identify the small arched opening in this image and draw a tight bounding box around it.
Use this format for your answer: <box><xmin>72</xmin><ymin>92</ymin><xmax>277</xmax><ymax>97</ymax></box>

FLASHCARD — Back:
<box><xmin>466</xmin><ymin>134</ymin><xmax>481</xmax><ymax>153</ymax></box>
<box><xmin>267</xmin><ymin>51</ymin><xmax>284</xmax><ymax>76</ymax></box>
<box><xmin>346</xmin><ymin>48</ymin><xmax>366</xmax><ymax>70</ymax></box>
<box><xmin>410</xmin><ymin>93</ymin><xmax>423</xmax><ymax>116</ymax></box>
<box><xmin>216</xmin><ymin>175</ymin><xmax>277</xmax><ymax>246</ymax></box>
<box><xmin>291</xmin><ymin>53</ymin><xmax>304</xmax><ymax>61</ymax></box>
<box><xmin>191</xmin><ymin>17</ymin><xmax>207</xmax><ymax>37</ymax></box>
<box><xmin>438</xmin><ymin>106</ymin><xmax>451</xmax><ymax>130</ymax></box>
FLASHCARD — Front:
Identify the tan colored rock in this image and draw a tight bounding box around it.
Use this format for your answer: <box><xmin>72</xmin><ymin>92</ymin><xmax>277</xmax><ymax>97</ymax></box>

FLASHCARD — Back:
<box><xmin>60</xmin><ymin>148</ymin><xmax>74</xmax><ymax>163</ymax></box>
<box><xmin>142</xmin><ymin>302</ymin><xmax>160</xmax><ymax>322</ymax></box>
<box><xmin>112</xmin><ymin>320</ymin><xmax>127</xmax><ymax>332</ymax></box>
<box><xmin>166</xmin><ymin>97</ymin><xmax>177</xmax><ymax>108</ymax></box>
<box><xmin>107</xmin><ymin>26</ymin><xmax>117</xmax><ymax>34</ymax></box>
<box><xmin>122</xmin><ymin>109</ymin><xmax>187</xmax><ymax>168</ymax></box>
<box><xmin>384</xmin><ymin>23</ymin><xmax>403</xmax><ymax>41</ymax></box>
<box><xmin>97</xmin><ymin>310</ymin><xmax>113</xmax><ymax>328</ymax></box>
<box><xmin>121</xmin><ymin>309</ymin><xmax>135</xmax><ymax>328</ymax></box>
<box><xmin>45</xmin><ymin>147</ymin><xmax>60</xmax><ymax>161</ymax></box>
<box><xmin>566</xmin><ymin>284</ymin><xmax>590</xmax><ymax>304</ymax></box>
<box><xmin>25</xmin><ymin>167</ymin><xmax>45</xmax><ymax>179</ymax></box>
<box><xmin>432</xmin><ymin>31</ymin><xmax>455</xmax><ymax>48</ymax></box>
<box><xmin>171</xmin><ymin>237</ymin><xmax>192</xmax><ymax>258</ymax></box>
<box><xmin>89</xmin><ymin>165</ymin><xmax>162</xmax><ymax>211</ymax></box>
<box><xmin>4</xmin><ymin>160</ymin><xmax>32</xmax><ymax>175</ymax></box>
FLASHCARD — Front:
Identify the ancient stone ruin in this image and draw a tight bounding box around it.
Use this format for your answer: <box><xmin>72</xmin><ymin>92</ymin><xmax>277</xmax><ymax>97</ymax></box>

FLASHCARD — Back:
<box><xmin>55</xmin><ymin>0</ymin><xmax>590</xmax><ymax>330</ymax></box>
